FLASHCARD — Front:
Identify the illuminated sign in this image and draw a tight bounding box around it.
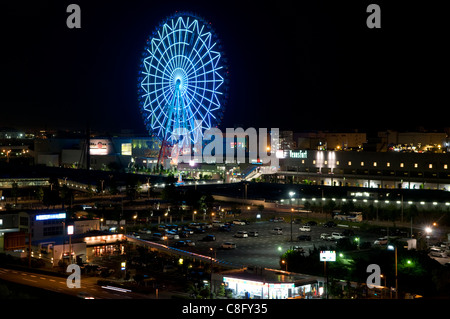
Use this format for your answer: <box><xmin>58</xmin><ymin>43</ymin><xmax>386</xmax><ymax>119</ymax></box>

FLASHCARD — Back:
<box><xmin>67</xmin><ymin>225</ymin><xmax>74</xmax><ymax>235</ymax></box>
<box><xmin>223</xmin><ymin>277</ymin><xmax>294</xmax><ymax>289</ymax></box>
<box><xmin>121</xmin><ymin>143</ymin><xmax>132</xmax><ymax>156</ymax></box>
<box><xmin>289</xmin><ymin>150</ymin><xmax>307</xmax><ymax>159</ymax></box>
<box><xmin>90</xmin><ymin>140</ymin><xmax>109</xmax><ymax>155</ymax></box>
<box><xmin>276</xmin><ymin>150</ymin><xmax>285</xmax><ymax>159</ymax></box>
<box><xmin>36</xmin><ymin>212</ymin><xmax>66</xmax><ymax>221</ymax></box>
<box><xmin>320</xmin><ymin>250</ymin><xmax>336</xmax><ymax>262</ymax></box>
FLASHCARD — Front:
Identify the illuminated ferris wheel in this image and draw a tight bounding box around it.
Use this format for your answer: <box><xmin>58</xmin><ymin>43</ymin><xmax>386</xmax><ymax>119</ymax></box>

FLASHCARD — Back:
<box><xmin>137</xmin><ymin>12</ymin><xmax>228</xmax><ymax>162</ymax></box>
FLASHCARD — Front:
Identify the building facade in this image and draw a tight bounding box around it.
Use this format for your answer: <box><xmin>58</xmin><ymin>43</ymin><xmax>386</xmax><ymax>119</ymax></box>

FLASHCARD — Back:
<box><xmin>278</xmin><ymin>150</ymin><xmax>450</xmax><ymax>191</ymax></box>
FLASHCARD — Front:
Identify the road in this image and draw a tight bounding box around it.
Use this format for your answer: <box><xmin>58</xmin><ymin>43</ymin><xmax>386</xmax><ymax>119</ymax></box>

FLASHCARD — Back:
<box><xmin>0</xmin><ymin>267</ymin><xmax>152</xmax><ymax>299</ymax></box>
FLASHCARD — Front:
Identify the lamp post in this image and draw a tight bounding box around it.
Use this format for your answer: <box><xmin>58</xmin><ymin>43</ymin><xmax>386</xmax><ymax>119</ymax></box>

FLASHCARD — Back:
<box><xmin>425</xmin><ymin>226</ymin><xmax>432</xmax><ymax>247</ymax></box>
<box><xmin>289</xmin><ymin>192</ymin><xmax>295</xmax><ymax>242</ymax></box>
<box><xmin>387</xmin><ymin>244</ymin><xmax>398</xmax><ymax>299</ymax></box>
<box><xmin>281</xmin><ymin>259</ymin><xmax>287</xmax><ymax>271</ymax></box>
<box><xmin>209</xmin><ymin>247</ymin><xmax>215</xmax><ymax>298</ymax></box>
<box><xmin>67</xmin><ymin>225</ymin><xmax>74</xmax><ymax>264</ymax></box>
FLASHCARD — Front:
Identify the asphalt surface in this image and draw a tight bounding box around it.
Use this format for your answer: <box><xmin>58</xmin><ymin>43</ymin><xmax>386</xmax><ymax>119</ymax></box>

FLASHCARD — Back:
<box><xmin>0</xmin><ymin>267</ymin><xmax>152</xmax><ymax>299</ymax></box>
<box><xmin>163</xmin><ymin>220</ymin><xmax>381</xmax><ymax>269</ymax></box>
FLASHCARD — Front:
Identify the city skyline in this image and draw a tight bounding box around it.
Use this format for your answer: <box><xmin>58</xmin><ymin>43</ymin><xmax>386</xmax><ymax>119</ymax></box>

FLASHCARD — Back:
<box><xmin>1</xmin><ymin>0</ymin><xmax>447</xmax><ymax>134</ymax></box>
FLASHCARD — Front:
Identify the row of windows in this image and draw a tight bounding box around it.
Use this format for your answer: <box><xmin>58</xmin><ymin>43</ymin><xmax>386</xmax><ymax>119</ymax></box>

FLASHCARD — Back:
<box><xmin>305</xmin><ymin>159</ymin><xmax>448</xmax><ymax>170</ymax></box>
<box><xmin>43</xmin><ymin>226</ymin><xmax>63</xmax><ymax>237</ymax></box>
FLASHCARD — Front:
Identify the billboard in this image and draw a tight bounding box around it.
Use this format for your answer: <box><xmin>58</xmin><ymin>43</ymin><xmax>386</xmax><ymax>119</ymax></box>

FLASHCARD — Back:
<box><xmin>320</xmin><ymin>250</ymin><xmax>336</xmax><ymax>262</ymax></box>
<box><xmin>4</xmin><ymin>232</ymin><xmax>27</xmax><ymax>250</ymax></box>
<box><xmin>36</xmin><ymin>212</ymin><xmax>66</xmax><ymax>221</ymax></box>
<box><xmin>90</xmin><ymin>139</ymin><xmax>110</xmax><ymax>155</ymax></box>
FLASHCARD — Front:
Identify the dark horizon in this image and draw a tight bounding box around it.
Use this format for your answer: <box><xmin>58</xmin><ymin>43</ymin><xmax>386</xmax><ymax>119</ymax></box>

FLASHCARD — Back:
<box><xmin>1</xmin><ymin>0</ymin><xmax>447</xmax><ymax>134</ymax></box>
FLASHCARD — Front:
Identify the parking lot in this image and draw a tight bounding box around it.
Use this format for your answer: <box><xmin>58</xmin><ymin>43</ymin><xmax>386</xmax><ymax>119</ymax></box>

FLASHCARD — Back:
<box><xmin>156</xmin><ymin>220</ymin><xmax>380</xmax><ymax>269</ymax></box>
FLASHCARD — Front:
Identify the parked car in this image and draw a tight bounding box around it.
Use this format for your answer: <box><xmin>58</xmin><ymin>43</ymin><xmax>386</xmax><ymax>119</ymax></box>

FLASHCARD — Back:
<box><xmin>330</xmin><ymin>232</ymin><xmax>345</xmax><ymax>240</ymax></box>
<box><xmin>235</xmin><ymin>231</ymin><xmax>248</xmax><ymax>238</ymax></box>
<box><xmin>270</xmin><ymin>217</ymin><xmax>285</xmax><ymax>222</ymax></box>
<box><xmin>297</xmin><ymin>235</ymin><xmax>312</xmax><ymax>241</ymax></box>
<box><xmin>202</xmin><ymin>235</ymin><xmax>216</xmax><ymax>241</ymax></box>
<box><xmin>233</xmin><ymin>220</ymin><xmax>246</xmax><ymax>225</ymax></box>
<box><xmin>305</xmin><ymin>221</ymin><xmax>317</xmax><ymax>226</ymax></box>
<box><xmin>165</xmin><ymin>231</ymin><xmax>179</xmax><ymax>240</ymax></box>
<box><xmin>430</xmin><ymin>247</ymin><xmax>447</xmax><ymax>258</ymax></box>
<box><xmin>249</xmin><ymin>231</ymin><xmax>259</xmax><ymax>237</ymax></box>
<box><xmin>219</xmin><ymin>225</ymin><xmax>232</xmax><ymax>232</ymax></box>
<box><xmin>185</xmin><ymin>240</ymin><xmax>195</xmax><ymax>246</ymax></box>
<box><xmin>320</xmin><ymin>233</ymin><xmax>330</xmax><ymax>240</ymax></box>
<box><xmin>373</xmin><ymin>237</ymin><xmax>388</xmax><ymax>245</ymax></box>
<box><xmin>212</xmin><ymin>220</ymin><xmax>224</xmax><ymax>227</ymax></box>
<box><xmin>179</xmin><ymin>231</ymin><xmax>190</xmax><ymax>238</ymax></box>
<box><xmin>272</xmin><ymin>227</ymin><xmax>283</xmax><ymax>235</ymax></box>
<box><xmin>299</xmin><ymin>225</ymin><xmax>311</xmax><ymax>232</ymax></box>
<box><xmin>221</xmin><ymin>242</ymin><xmax>237</xmax><ymax>249</ymax></box>
<box><xmin>173</xmin><ymin>241</ymin><xmax>186</xmax><ymax>247</ymax></box>
<box><xmin>152</xmin><ymin>232</ymin><xmax>164</xmax><ymax>241</ymax></box>
<box><xmin>323</xmin><ymin>221</ymin><xmax>336</xmax><ymax>228</ymax></box>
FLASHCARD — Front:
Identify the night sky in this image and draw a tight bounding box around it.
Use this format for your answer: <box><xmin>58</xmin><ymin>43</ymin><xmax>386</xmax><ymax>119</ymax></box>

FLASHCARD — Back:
<box><xmin>1</xmin><ymin>0</ymin><xmax>447</xmax><ymax>134</ymax></box>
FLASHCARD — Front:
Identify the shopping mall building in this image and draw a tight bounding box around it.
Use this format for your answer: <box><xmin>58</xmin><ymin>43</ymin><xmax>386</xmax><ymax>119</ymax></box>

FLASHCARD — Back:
<box><xmin>276</xmin><ymin>150</ymin><xmax>450</xmax><ymax>191</ymax></box>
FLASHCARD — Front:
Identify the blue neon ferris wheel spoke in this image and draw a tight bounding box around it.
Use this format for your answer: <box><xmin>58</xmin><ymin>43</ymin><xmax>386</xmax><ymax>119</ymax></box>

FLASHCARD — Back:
<box><xmin>139</xmin><ymin>14</ymin><xmax>226</xmax><ymax>143</ymax></box>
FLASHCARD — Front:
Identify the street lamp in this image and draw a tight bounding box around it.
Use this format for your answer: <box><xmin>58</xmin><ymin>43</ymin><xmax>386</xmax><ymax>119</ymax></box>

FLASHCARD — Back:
<box><xmin>281</xmin><ymin>259</ymin><xmax>287</xmax><ymax>271</ymax></box>
<box><xmin>387</xmin><ymin>244</ymin><xmax>398</xmax><ymax>299</ymax></box>
<box><xmin>425</xmin><ymin>226</ymin><xmax>432</xmax><ymax>247</ymax></box>
<box><xmin>289</xmin><ymin>192</ymin><xmax>295</xmax><ymax>241</ymax></box>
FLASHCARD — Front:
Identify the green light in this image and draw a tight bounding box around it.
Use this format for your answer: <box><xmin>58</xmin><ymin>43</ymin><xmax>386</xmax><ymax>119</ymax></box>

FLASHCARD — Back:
<box><xmin>339</xmin><ymin>253</ymin><xmax>344</xmax><ymax>258</ymax></box>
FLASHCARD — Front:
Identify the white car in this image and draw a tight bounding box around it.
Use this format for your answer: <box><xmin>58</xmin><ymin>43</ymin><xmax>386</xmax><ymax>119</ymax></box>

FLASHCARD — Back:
<box><xmin>235</xmin><ymin>231</ymin><xmax>248</xmax><ymax>238</ymax></box>
<box><xmin>330</xmin><ymin>232</ymin><xmax>345</xmax><ymax>240</ymax></box>
<box><xmin>299</xmin><ymin>225</ymin><xmax>311</xmax><ymax>232</ymax></box>
<box><xmin>430</xmin><ymin>247</ymin><xmax>447</xmax><ymax>258</ymax></box>
<box><xmin>320</xmin><ymin>233</ymin><xmax>330</xmax><ymax>240</ymax></box>
<box><xmin>374</xmin><ymin>237</ymin><xmax>388</xmax><ymax>245</ymax></box>
<box><xmin>221</xmin><ymin>242</ymin><xmax>237</xmax><ymax>249</ymax></box>
<box><xmin>233</xmin><ymin>220</ymin><xmax>246</xmax><ymax>225</ymax></box>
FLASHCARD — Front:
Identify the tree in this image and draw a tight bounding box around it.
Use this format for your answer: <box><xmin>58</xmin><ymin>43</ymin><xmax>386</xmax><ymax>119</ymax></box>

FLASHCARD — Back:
<box><xmin>35</xmin><ymin>187</ymin><xmax>44</xmax><ymax>203</ymax></box>
<box><xmin>324</xmin><ymin>200</ymin><xmax>337</xmax><ymax>220</ymax></box>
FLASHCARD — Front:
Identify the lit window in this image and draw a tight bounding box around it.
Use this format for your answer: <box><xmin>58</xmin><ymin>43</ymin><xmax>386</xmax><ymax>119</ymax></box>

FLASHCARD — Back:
<box><xmin>429</xmin><ymin>164</ymin><xmax>433</xmax><ymax>169</ymax></box>
<box><xmin>361</xmin><ymin>162</ymin><xmax>364</xmax><ymax>166</ymax></box>
<box><xmin>373</xmin><ymin>162</ymin><xmax>377</xmax><ymax>167</ymax></box>
<box><xmin>445</xmin><ymin>164</ymin><xmax>448</xmax><ymax>169</ymax></box>
<box><xmin>336</xmin><ymin>161</ymin><xmax>340</xmax><ymax>165</ymax></box>
<box><xmin>414</xmin><ymin>163</ymin><xmax>418</xmax><ymax>168</ymax></box>
<box><xmin>348</xmin><ymin>161</ymin><xmax>352</xmax><ymax>166</ymax></box>
<box><xmin>301</xmin><ymin>160</ymin><xmax>305</xmax><ymax>164</ymax></box>
<box><xmin>313</xmin><ymin>160</ymin><xmax>316</xmax><ymax>164</ymax></box>
<box><xmin>400</xmin><ymin>163</ymin><xmax>404</xmax><ymax>168</ymax></box>
<box><xmin>387</xmin><ymin>162</ymin><xmax>390</xmax><ymax>167</ymax></box>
